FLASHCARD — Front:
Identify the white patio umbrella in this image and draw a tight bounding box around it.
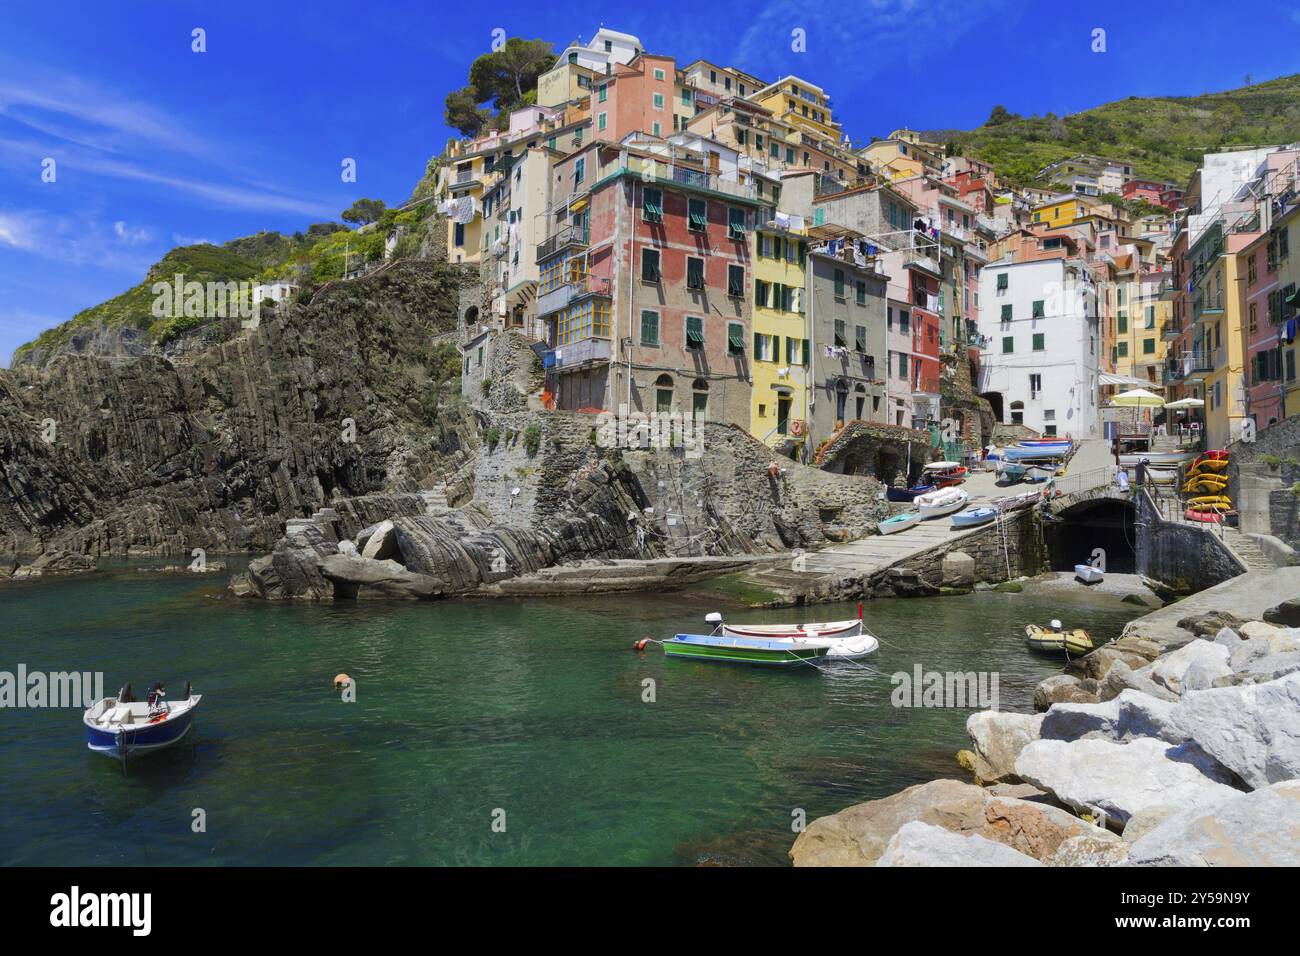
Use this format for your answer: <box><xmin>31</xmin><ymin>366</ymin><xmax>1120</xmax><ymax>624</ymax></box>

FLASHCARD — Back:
<box><xmin>1163</xmin><ymin>397</ymin><xmax>1204</xmax><ymax>409</ymax></box>
<box><xmin>1110</xmin><ymin>388</ymin><xmax>1165</xmax><ymax>407</ymax></box>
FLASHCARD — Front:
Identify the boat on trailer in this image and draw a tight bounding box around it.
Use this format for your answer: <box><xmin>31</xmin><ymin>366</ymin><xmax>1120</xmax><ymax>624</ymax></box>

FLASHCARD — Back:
<box><xmin>84</xmin><ymin>683</ymin><xmax>201</xmax><ymax>759</ymax></box>
<box><xmin>709</xmin><ymin>613</ymin><xmax>880</xmax><ymax>661</ymax></box>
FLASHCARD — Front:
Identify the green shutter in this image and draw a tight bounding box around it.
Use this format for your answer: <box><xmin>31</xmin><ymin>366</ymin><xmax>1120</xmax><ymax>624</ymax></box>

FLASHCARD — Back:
<box><xmin>1033</xmin><ymin>333</ymin><xmax>1045</xmax><ymax>351</ymax></box>
<box><xmin>640</xmin><ymin>310</ymin><xmax>659</xmax><ymax>346</ymax></box>
<box><xmin>1002</xmin><ymin>336</ymin><xmax>1013</xmax><ymax>353</ymax></box>
<box><xmin>728</xmin><ymin>324</ymin><xmax>744</xmax><ymax>351</ymax></box>
<box><xmin>686</xmin><ymin>316</ymin><xmax>704</xmax><ymax>348</ymax></box>
<box><xmin>801</xmin><ymin>338</ymin><xmax>810</xmax><ymax>366</ymax></box>
<box><xmin>754</xmin><ymin>331</ymin><xmax>762</xmax><ymax>357</ymax></box>
<box><xmin>689</xmin><ymin>200</ymin><xmax>707</xmax><ymax>230</ymax></box>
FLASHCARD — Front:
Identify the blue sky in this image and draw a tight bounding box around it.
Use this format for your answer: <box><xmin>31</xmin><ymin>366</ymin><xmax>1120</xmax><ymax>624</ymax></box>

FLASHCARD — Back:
<box><xmin>3</xmin><ymin>0</ymin><xmax>1299</xmax><ymax>362</ymax></box>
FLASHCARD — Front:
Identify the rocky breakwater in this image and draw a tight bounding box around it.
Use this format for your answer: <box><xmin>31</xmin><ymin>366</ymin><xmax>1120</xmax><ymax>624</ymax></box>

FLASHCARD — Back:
<box><xmin>1</xmin><ymin>259</ymin><xmax>472</xmax><ymax>562</ymax></box>
<box><xmin>792</xmin><ymin>571</ymin><xmax>1300</xmax><ymax>866</ymax></box>
<box><xmin>232</xmin><ymin>414</ymin><xmax>892</xmax><ymax>601</ymax></box>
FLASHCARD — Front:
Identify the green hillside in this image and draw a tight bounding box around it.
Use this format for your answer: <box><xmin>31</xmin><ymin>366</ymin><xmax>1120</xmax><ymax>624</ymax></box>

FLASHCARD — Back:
<box><xmin>940</xmin><ymin>73</ymin><xmax>1300</xmax><ymax>187</ymax></box>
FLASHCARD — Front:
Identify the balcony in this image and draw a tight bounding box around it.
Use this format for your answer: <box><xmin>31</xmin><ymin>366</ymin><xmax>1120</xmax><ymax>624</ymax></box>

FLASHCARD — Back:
<box><xmin>448</xmin><ymin>168</ymin><xmax>481</xmax><ymax>192</ymax></box>
<box><xmin>1167</xmin><ymin>349</ymin><xmax>1216</xmax><ymax>383</ymax></box>
<box><xmin>550</xmin><ymin>336</ymin><xmax>612</xmax><ymax>371</ymax></box>
<box><xmin>599</xmin><ymin>155</ymin><xmax>757</xmax><ymax>202</ymax></box>
<box><xmin>536</xmin><ymin>273</ymin><xmax>612</xmax><ymax>319</ymax></box>
<box><xmin>1193</xmin><ymin>290</ymin><xmax>1224</xmax><ymax>323</ymax></box>
<box><xmin>536</xmin><ymin>222</ymin><xmax>590</xmax><ymax>263</ymax></box>
<box><xmin>1161</xmin><ymin>320</ymin><xmax>1182</xmax><ymax>340</ymax></box>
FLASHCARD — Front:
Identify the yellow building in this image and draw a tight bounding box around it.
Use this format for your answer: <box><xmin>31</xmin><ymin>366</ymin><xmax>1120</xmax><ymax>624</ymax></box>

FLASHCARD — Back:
<box><xmin>859</xmin><ymin>137</ymin><xmax>941</xmax><ymax>182</ymax></box>
<box><xmin>751</xmin><ymin>221</ymin><xmax>811</xmax><ymax>451</ymax></box>
<box><xmin>1030</xmin><ymin>195</ymin><xmax>1111</xmax><ymax>230</ymax></box>
<box><xmin>1188</xmin><ymin>222</ymin><xmax>1249</xmax><ymax>449</ymax></box>
<box><xmin>751</xmin><ymin>76</ymin><xmax>841</xmax><ymax>147</ymax></box>
<box><xmin>1112</xmin><ymin>264</ymin><xmax>1171</xmax><ymax>387</ymax></box>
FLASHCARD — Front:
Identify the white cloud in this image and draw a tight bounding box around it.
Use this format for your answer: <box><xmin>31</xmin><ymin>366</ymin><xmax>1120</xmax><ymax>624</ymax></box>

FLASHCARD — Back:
<box><xmin>172</xmin><ymin>232</ymin><xmax>216</xmax><ymax>247</ymax></box>
<box><xmin>114</xmin><ymin>220</ymin><xmax>154</xmax><ymax>244</ymax></box>
<box><xmin>0</xmin><ymin>209</ymin><xmax>157</xmax><ymax>272</ymax></box>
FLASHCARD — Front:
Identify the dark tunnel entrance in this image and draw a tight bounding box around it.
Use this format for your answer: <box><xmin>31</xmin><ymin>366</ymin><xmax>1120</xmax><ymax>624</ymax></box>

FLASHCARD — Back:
<box><xmin>1046</xmin><ymin>499</ymin><xmax>1138</xmax><ymax>573</ymax></box>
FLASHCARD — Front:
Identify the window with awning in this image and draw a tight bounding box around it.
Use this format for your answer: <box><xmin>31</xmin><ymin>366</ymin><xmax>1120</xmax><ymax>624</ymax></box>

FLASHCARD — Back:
<box><xmin>727</xmin><ymin>322</ymin><xmax>744</xmax><ymax>354</ymax></box>
<box><xmin>643</xmin><ymin>188</ymin><xmax>663</xmax><ymax>224</ymax></box>
<box><xmin>689</xmin><ymin>198</ymin><xmax>707</xmax><ymax>232</ymax></box>
<box><xmin>686</xmin><ymin>316</ymin><xmax>704</xmax><ymax>349</ymax></box>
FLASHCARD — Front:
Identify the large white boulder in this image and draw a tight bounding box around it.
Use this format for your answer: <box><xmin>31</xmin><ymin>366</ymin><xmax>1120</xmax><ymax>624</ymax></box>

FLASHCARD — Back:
<box><xmin>876</xmin><ymin>821</ymin><xmax>1043</xmax><ymax>867</ymax></box>
<box><xmin>1126</xmin><ymin>781</ymin><xmax>1300</xmax><ymax>866</ymax></box>
<box><xmin>965</xmin><ymin>711</ymin><xmax>1044</xmax><ymax>782</ymax></box>
<box><xmin>1148</xmin><ymin>639</ymin><xmax>1231</xmax><ymax>695</ymax></box>
<box><xmin>1013</xmin><ymin>737</ymin><xmax>1240</xmax><ymax>826</ymax></box>
<box><xmin>1168</xmin><ymin>673</ymin><xmax>1300</xmax><ymax>789</ymax></box>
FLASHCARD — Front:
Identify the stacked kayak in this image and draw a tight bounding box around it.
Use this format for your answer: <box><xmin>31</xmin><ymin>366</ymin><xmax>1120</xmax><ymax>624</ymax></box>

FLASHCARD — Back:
<box><xmin>1181</xmin><ymin>450</ymin><xmax>1232</xmax><ymax>521</ymax></box>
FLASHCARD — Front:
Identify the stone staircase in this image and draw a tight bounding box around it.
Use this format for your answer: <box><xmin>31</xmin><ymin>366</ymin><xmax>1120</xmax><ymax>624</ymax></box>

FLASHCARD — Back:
<box><xmin>1220</xmin><ymin>525</ymin><xmax>1278</xmax><ymax>572</ymax></box>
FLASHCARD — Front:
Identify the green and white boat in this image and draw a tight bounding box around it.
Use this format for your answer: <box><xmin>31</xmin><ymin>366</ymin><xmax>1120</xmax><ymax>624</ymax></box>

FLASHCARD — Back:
<box><xmin>662</xmin><ymin>634</ymin><xmax>831</xmax><ymax>667</ymax></box>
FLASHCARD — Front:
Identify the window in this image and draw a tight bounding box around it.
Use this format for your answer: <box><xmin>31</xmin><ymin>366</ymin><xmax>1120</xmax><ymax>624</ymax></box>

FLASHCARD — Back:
<box><xmin>754</xmin><ymin>278</ymin><xmax>769</xmax><ymax>307</ymax></box>
<box><xmin>454</xmin><ymin>223</ymin><xmax>465</xmax><ymax>247</ymax></box>
<box><xmin>652</xmin><ymin>93</ymin><xmax>665</xmax><ymax>111</ymax></box>
<box><xmin>1002</xmin><ymin>336</ymin><xmax>1014</xmax><ymax>353</ymax></box>
<box><xmin>754</xmin><ymin>332</ymin><xmax>772</xmax><ymax>361</ymax></box>
<box><xmin>641</xmin><ymin>248</ymin><xmax>660</xmax><ymax>282</ymax></box>
<box><xmin>785</xmin><ymin>337</ymin><xmax>800</xmax><ymax>365</ymax></box>
<box><xmin>597</xmin><ymin>112</ymin><xmax>607</xmax><ymax>132</ymax></box>
<box><xmin>688</xmin><ymin>257</ymin><xmax>706</xmax><ymax>291</ymax></box>
<box><xmin>996</xmin><ymin>272</ymin><xmax>1008</xmax><ymax>291</ymax></box>
<box><xmin>653</xmin><ymin>68</ymin><xmax>665</xmax><ymax>81</ymax></box>
<box><xmin>574</xmin><ymin>157</ymin><xmax>585</xmax><ymax>184</ymax></box>
<box><xmin>1029</xmin><ymin>373</ymin><xmax>1042</xmax><ymax>398</ymax></box>
<box><xmin>685</xmin><ymin>316</ymin><xmax>704</xmax><ymax>350</ymax></box>
<box><xmin>598</xmin><ymin>84</ymin><xmax>607</xmax><ymax>103</ymax></box>
<box><xmin>652</xmin><ymin>121</ymin><xmax>661</xmax><ymax>137</ymax></box>
<box><xmin>1118</xmin><ymin>341</ymin><xmax>1128</xmax><ymax>357</ymax></box>
<box><xmin>1032</xmin><ymin>300</ymin><xmax>1044</xmax><ymax>318</ymax></box>
<box><xmin>1032</xmin><ymin>333</ymin><xmax>1045</xmax><ymax>351</ymax></box>
<box><xmin>1142</xmin><ymin>338</ymin><xmax>1155</xmax><ymax>355</ymax></box>
<box><xmin>855</xmin><ymin>325</ymin><xmax>866</xmax><ymax>352</ymax></box>
<box><xmin>643</xmin><ymin>187</ymin><xmax>663</xmax><ymax>223</ymax></box>
<box><xmin>655</xmin><ymin>374</ymin><xmax>673</xmax><ymax>413</ymax></box>
<box><xmin>897</xmin><ymin>352</ymin><xmax>908</xmax><ymax>377</ymax></box>
<box><xmin>640</xmin><ymin>310</ymin><xmax>660</xmax><ymax>346</ymax></box>
<box><xmin>834</xmin><ymin>269</ymin><xmax>845</xmax><ymax>298</ymax></box>
<box><xmin>1144</xmin><ymin>305</ymin><xmax>1155</xmax><ymax>329</ymax></box>
<box><xmin>727</xmin><ymin>322</ymin><xmax>745</xmax><ymax>356</ymax></box>
<box><xmin>1000</xmin><ymin>304</ymin><xmax>1012</xmax><ymax>322</ymax></box>
<box><xmin>727</xmin><ymin>264</ymin><xmax>744</xmax><ymax>297</ymax></box>
<box><xmin>834</xmin><ymin>319</ymin><xmax>846</xmax><ymax>347</ymax></box>
<box><xmin>856</xmin><ymin>280</ymin><xmax>867</xmax><ymax>306</ymax></box>
<box><xmin>899</xmin><ymin>310</ymin><xmax>909</xmax><ymax>333</ymax></box>
<box><xmin>688</xmin><ymin>198</ymin><xmax>707</xmax><ymax>232</ymax></box>
<box><xmin>728</xmin><ymin>207</ymin><xmax>746</xmax><ymax>239</ymax></box>
<box><xmin>1118</xmin><ymin>313</ymin><xmax>1128</xmax><ymax>334</ymax></box>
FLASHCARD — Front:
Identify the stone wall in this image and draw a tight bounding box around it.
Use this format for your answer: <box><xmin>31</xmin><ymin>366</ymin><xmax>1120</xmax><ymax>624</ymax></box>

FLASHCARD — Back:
<box><xmin>872</xmin><ymin>507</ymin><xmax>1048</xmax><ymax>595</ymax></box>
<box><xmin>1135</xmin><ymin>490</ymin><xmax>1244</xmax><ymax>592</ymax></box>
<box><xmin>1227</xmin><ymin>415</ymin><xmax>1300</xmax><ymax>548</ymax></box>
<box><xmin>814</xmin><ymin>420</ymin><xmax>934</xmax><ymax>485</ymax></box>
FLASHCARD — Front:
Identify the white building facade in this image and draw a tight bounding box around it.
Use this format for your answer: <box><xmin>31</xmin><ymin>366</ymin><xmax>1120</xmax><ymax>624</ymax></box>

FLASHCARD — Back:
<box><xmin>977</xmin><ymin>257</ymin><xmax>1101</xmax><ymax>439</ymax></box>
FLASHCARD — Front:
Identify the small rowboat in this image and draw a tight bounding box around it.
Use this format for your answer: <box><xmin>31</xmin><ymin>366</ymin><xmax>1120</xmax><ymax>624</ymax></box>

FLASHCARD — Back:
<box><xmin>923</xmin><ymin>461</ymin><xmax>968</xmax><ymax>487</ymax></box>
<box><xmin>879</xmin><ymin>510</ymin><xmax>922</xmax><ymax>535</ymax></box>
<box><xmin>663</xmin><ymin>634</ymin><xmax>831</xmax><ymax>667</ymax></box>
<box><xmin>711</xmin><ymin>614</ymin><xmax>879</xmax><ymax>661</ymax></box>
<box><xmin>1074</xmin><ymin>563</ymin><xmax>1104</xmax><ymax>584</ymax></box>
<box><xmin>916</xmin><ymin>487</ymin><xmax>970</xmax><ymax>519</ymax></box>
<box><xmin>997</xmin><ymin>460</ymin><xmax>1028</xmax><ymax>481</ymax></box>
<box><xmin>952</xmin><ymin>506</ymin><xmax>996</xmax><ymax>529</ymax></box>
<box><xmin>1025</xmin><ymin>623</ymin><xmax>1094</xmax><ymax>656</ymax></box>
<box><xmin>1024</xmin><ymin>464</ymin><xmax>1057</xmax><ymax>482</ymax></box>
<box><xmin>84</xmin><ymin>683</ymin><xmax>201</xmax><ymax>759</ymax></box>
<box><xmin>886</xmin><ymin>483</ymin><xmax>935</xmax><ymax>502</ymax></box>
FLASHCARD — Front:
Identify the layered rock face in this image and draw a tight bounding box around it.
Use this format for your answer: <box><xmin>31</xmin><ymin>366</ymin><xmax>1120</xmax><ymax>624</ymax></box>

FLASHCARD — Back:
<box><xmin>0</xmin><ymin>260</ymin><xmax>471</xmax><ymax>558</ymax></box>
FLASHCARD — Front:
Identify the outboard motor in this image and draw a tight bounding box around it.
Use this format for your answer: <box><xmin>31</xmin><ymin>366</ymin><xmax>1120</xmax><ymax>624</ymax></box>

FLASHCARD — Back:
<box><xmin>117</xmin><ymin>683</ymin><xmax>134</xmax><ymax>703</ymax></box>
<box><xmin>181</xmin><ymin>681</ymin><xmax>192</xmax><ymax>701</ymax></box>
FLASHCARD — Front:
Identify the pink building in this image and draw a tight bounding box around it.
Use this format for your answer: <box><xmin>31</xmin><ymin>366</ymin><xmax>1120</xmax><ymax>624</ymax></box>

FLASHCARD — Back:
<box><xmin>590</xmin><ymin>52</ymin><xmax>678</xmax><ymax>140</ymax></box>
<box><xmin>1239</xmin><ymin>231</ymin><xmax>1285</xmax><ymax>428</ymax></box>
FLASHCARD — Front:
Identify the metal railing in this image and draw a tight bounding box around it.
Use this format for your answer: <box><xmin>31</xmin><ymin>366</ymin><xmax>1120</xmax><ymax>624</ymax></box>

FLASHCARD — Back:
<box><xmin>1053</xmin><ymin>465</ymin><xmax>1116</xmax><ymax>498</ymax></box>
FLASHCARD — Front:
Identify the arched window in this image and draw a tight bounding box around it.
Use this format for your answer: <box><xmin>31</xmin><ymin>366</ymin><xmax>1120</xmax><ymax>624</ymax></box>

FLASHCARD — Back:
<box><xmin>1010</xmin><ymin>400</ymin><xmax>1024</xmax><ymax>426</ymax></box>
<box><xmin>835</xmin><ymin>378</ymin><xmax>849</xmax><ymax>422</ymax></box>
<box><xmin>654</xmin><ymin>373</ymin><xmax>674</xmax><ymax>413</ymax></box>
<box><xmin>690</xmin><ymin>378</ymin><xmax>708</xmax><ymax>421</ymax></box>
<box><xmin>464</xmin><ymin>306</ymin><xmax>479</xmax><ymax>327</ymax></box>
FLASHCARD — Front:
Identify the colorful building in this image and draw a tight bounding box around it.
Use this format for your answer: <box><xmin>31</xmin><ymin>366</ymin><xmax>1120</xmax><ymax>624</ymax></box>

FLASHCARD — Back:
<box><xmin>535</xmin><ymin>138</ymin><xmax>760</xmax><ymax>426</ymax></box>
<box><xmin>750</xmin><ymin>219</ymin><xmax>811</xmax><ymax>451</ymax></box>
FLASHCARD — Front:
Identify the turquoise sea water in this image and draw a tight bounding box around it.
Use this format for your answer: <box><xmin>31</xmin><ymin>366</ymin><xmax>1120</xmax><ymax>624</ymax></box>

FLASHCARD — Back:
<box><xmin>0</xmin><ymin>566</ymin><xmax>1147</xmax><ymax>866</ymax></box>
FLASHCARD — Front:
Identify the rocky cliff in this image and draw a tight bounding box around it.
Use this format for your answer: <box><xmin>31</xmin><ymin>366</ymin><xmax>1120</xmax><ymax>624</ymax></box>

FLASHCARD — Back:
<box><xmin>0</xmin><ymin>259</ymin><xmax>471</xmax><ymax>559</ymax></box>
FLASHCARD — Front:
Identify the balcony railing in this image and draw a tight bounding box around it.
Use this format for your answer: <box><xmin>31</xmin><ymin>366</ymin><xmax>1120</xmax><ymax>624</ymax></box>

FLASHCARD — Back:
<box><xmin>1193</xmin><ymin>290</ymin><xmax>1224</xmax><ymax>322</ymax></box>
<box><xmin>1167</xmin><ymin>349</ymin><xmax>1216</xmax><ymax>382</ymax></box>
<box><xmin>1161</xmin><ymin>320</ymin><xmax>1182</xmax><ymax>339</ymax></box>
<box><xmin>599</xmin><ymin>155</ymin><xmax>757</xmax><ymax>201</ymax></box>
<box><xmin>536</xmin><ymin>273</ymin><xmax>612</xmax><ymax>318</ymax></box>
<box><xmin>536</xmin><ymin>222</ymin><xmax>590</xmax><ymax>263</ymax></box>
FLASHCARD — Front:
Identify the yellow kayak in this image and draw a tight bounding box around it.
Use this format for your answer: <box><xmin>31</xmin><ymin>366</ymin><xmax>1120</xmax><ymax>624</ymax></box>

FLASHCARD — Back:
<box><xmin>1025</xmin><ymin>624</ymin><xmax>1094</xmax><ymax>656</ymax></box>
<box><xmin>1187</xmin><ymin>459</ymin><xmax>1229</xmax><ymax>474</ymax></box>
<box><xmin>1186</xmin><ymin>495</ymin><xmax>1232</xmax><ymax>509</ymax></box>
<box><xmin>1183</xmin><ymin>476</ymin><xmax>1229</xmax><ymax>494</ymax></box>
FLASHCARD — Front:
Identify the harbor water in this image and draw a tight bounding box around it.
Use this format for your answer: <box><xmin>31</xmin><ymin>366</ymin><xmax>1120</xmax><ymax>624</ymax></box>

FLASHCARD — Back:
<box><xmin>0</xmin><ymin>566</ymin><xmax>1149</xmax><ymax>865</ymax></box>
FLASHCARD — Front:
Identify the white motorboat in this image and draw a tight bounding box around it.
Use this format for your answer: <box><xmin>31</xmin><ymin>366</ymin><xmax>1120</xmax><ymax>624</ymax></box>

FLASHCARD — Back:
<box><xmin>84</xmin><ymin>682</ymin><xmax>201</xmax><ymax>758</ymax></box>
<box><xmin>915</xmin><ymin>487</ymin><xmax>970</xmax><ymax>519</ymax></box>
<box><xmin>707</xmin><ymin>613</ymin><xmax>880</xmax><ymax>660</ymax></box>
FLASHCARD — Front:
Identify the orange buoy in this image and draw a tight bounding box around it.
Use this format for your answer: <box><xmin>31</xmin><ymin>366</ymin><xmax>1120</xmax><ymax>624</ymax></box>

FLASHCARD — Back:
<box><xmin>633</xmin><ymin>639</ymin><xmax>650</xmax><ymax>652</ymax></box>
<box><xmin>333</xmin><ymin>673</ymin><xmax>352</xmax><ymax>688</ymax></box>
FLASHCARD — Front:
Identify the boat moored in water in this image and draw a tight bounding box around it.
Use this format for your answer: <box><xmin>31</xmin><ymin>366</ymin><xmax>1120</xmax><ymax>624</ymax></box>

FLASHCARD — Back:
<box><xmin>708</xmin><ymin>613</ymin><xmax>880</xmax><ymax>661</ymax></box>
<box><xmin>1025</xmin><ymin>622</ymin><xmax>1094</xmax><ymax>656</ymax></box>
<box><xmin>662</xmin><ymin>634</ymin><xmax>832</xmax><ymax>667</ymax></box>
<box><xmin>83</xmin><ymin>682</ymin><xmax>201</xmax><ymax>759</ymax></box>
